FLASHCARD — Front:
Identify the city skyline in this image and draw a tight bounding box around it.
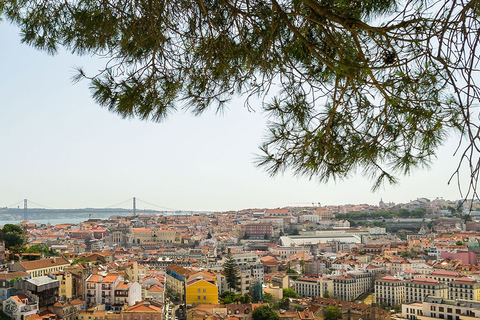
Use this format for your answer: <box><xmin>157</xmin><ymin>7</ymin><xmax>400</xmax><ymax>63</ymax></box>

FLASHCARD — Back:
<box><xmin>0</xmin><ymin>22</ymin><xmax>468</xmax><ymax>212</ymax></box>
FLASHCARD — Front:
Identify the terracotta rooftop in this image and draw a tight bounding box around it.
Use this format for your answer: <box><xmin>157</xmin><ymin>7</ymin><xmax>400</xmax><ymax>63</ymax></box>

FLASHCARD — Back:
<box><xmin>16</xmin><ymin>256</ymin><xmax>69</xmax><ymax>271</ymax></box>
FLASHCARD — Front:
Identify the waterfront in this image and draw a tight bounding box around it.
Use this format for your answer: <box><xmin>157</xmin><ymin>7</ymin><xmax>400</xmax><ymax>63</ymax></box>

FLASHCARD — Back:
<box><xmin>0</xmin><ymin>217</ymin><xmax>99</xmax><ymax>226</ymax></box>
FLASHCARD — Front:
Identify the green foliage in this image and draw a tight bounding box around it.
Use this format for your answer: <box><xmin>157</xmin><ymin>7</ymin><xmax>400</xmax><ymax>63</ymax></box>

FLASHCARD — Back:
<box><xmin>207</xmin><ymin>232</ymin><xmax>212</xmax><ymax>239</ymax></box>
<box><xmin>0</xmin><ymin>224</ymin><xmax>26</xmax><ymax>249</ymax></box>
<box><xmin>252</xmin><ymin>306</ymin><xmax>280</xmax><ymax>320</ymax></box>
<box><xmin>2</xmin><ymin>0</ymin><xmax>480</xmax><ymax>196</ymax></box>
<box><xmin>456</xmin><ymin>240</ymin><xmax>464</xmax><ymax>246</ymax></box>
<box><xmin>263</xmin><ymin>292</ymin><xmax>274</xmax><ymax>302</ymax></box>
<box><xmin>71</xmin><ymin>258</ymin><xmax>91</xmax><ymax>265</ymax></box>
<box><xmin>324</xmin><ymin>306</ymin><xmax>342</xmax><ymax>320</ymax></box>
<box><xmin>223</xmin><ymin>252</ymin><xmax>239</xmax><ymax>291</ymax></box>
<box><xmin>220</xmin><ymin>291</ymin><xmax>252</xmax><ymax>304</ymax></box>
<box><xmin>282</xmin><ymin>288</ymin><xmax>300</xmax><ymax>298</ymax></box>
<box><xmin>323</xmin><ymin>290</ymin><xmax>330</xmax><ymax>298</ymax></box>
<box><xmin>392</xmin><ymin>305</ymin><xmax>402</xmax><ymax>312</ymax></box>
<box><xmin>220</xmin><ymin>291</ymin><xmax>236</xmax><ymax>304</ymax></box>
<box><xmin>335</xmin><ymin>209</ymin><xmax>425</xmax><ymax>221</ymax></box>
<box><xmin>9</xmin><ymin>276</ymin><xmax>23</xmax><ymax>287</ymax></box>
<box><xmin>24</xmin><ymin>244</ymin><xmax>58</xmax><ymax>257</ymax></box>
<box><xmin>242</xmin><ymin>293</ymin><xmax>252</xmax><ymax>303</ymax></box>
<box><xmin>285</xmin><ymin>268</ymin><xmax>298</xmax><ymax>280</ymax></box>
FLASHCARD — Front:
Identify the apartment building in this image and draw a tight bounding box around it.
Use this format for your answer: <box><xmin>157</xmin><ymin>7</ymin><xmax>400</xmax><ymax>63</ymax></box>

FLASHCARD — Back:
<box><xmin>10</xmin><ymin>257</ymin><xmax>70</xmax><ymax>278</ymax></box>
<box><xmin>85</xmin><ymin>274</ymin><xmax>123</xmax><ymax>308</ymax></box>
<box><xmin>3</xmin><ymin>294</ymin><xmax>38</xmax><ymax>320</ymax></box>
<box><xmin>375</xmin><ymin>276</ymin><xmax>405</xmax><ymax>306</ymax></box>
<box><xmin>244</xmin><ymin>223</ymin><xmax>274</xmax><ymax>239</ymax></box>
<box><xmin>165</xmin><ymin>265</ymin><xmax>191</xmax><ymax>300</ymax></box>
<box><xmin>186</xmin><ymin>278</ymin><xmax>218</xmax><ymax>307</ymax></box>
<box><xmin>294</xmin><ymin>277</ymin><xmax>333</xmax><ymax>299</ymax></box>
<box><xmin>426</xmin><ymin>270</ymin><xmax>461</xmax><ymax>283</ymax></box>
<box><xmin>403</xmin><ymin>297</ymin><xmax>480</xmax><ymax>320</ymax></box>
<box><xmin>333</xmin><ymin>272</ymin><xmax>373</xmax><ymax>301</ymax></box>
<box><xmin>229</xmin><ymin>252</ymin><xmax>264</xmax><ymax>283</ymax></box>
<box><xmin>405</xmin><ymin>277</ymin><xmax>448</xmax><ymax>303</ymax></box>
<box><xmin>113</xmin><ymin>281</ymin><xmax>142</xmax><ymax>309</ymax></box>
<box><xmin>448</xmin><ymin>277</ymin><xmax>480</xmax><ymax>301</ymax></box>
<box><xmin>216</xmin><ymin>271</ymin><xmax>253</xmax><ymax>295</ymax></box>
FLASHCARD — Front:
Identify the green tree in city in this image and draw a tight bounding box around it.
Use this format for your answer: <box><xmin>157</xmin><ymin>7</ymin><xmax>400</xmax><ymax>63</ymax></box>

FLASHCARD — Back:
<box><xmin>263</xmin><ymin>292</ymin><xmax>274</xmax><ymax>302</ymax></box>
<box><xmin>223</xmin><ymin>251</ymin><xmax>239</xmax><ymax>292</ymax></box>
<box><xmin>9</xmin><ymin>276</ymin><xmax>23</xmax><ymax>288</ymax></box>
<box><xmin>285</xmin><ymin>267</ymin><xmax>298</xmax><ymax>280</ymax></box>
<box><xmin>220</xmin><ymin>291</ymin><xmax>236</xmax><ymax>304</ymax></box>
<box><xmin>242</xmin><ymin>293</ymin><xmax>252</xmax><ymax>303</ymax></box>
<box><xmin>0</xmin><ymin>224</ymin><xmax>26</xmax><ymax>250</ymax></box>
<box><xmin>283</xmin><ymin>288</ymin><xmax>300</xmax><ymax>298</ymax></box>
<box><xmin>2</xmin><ymin>0</ymin><xmax>480</xmax><ymax>198</ymax></box>
<box><xmin>252</xmin><ymin>306</ymin><xmax>280</xmax><ymax>320</ymax></box>
<box><xmin>324</xmin><ymin>306</ymin><xmax>342</xmax><ymax>320</ymax></box>
<box><xmin>323</xmin><ymin>290</ymin><xmax>331</xmax><ymax>298</ymax></box>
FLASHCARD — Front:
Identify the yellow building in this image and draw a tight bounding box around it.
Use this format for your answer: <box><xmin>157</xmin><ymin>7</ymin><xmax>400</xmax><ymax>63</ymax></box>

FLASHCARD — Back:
<box><xmin>10</xmin><ymin>256</ymin><xmax>70</xmax><ymax>278</ymax></box>
<box><xmin>53</xmin><ymin>271</ymin><xmax>73</xmax><ymax>301</ymax></box>
<box><xmin>186</xmin><ymin>278</ymin><xmax>218</xmax><ymax>307</ymax></box>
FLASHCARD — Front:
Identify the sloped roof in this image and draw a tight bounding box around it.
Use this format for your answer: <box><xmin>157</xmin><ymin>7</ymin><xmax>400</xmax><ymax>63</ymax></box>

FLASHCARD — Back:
<box><xmin>17</xmin><ymin>257</ymin><xmax>69</xmax><ymax>271</ymax></box>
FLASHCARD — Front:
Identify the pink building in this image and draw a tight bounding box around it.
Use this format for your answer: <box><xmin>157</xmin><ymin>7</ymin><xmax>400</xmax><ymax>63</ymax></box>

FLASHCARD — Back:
<box><xmin>440</xmin><ymin>251</ymin><xmax>478</xmax><ymax>266</ymax></box>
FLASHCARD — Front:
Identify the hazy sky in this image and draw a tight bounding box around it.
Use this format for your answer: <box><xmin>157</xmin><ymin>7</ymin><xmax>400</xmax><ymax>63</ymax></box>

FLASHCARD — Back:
<box><xmin>0</xmin><ymin>22</ymin><xmax>468</xmax><ymax>212</ymax></box>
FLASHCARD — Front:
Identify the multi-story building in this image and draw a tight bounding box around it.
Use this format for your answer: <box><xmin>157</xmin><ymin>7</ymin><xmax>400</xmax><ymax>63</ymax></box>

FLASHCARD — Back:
<box><xmin>305</xmin><ymin>256</ymin><xmax>330</xmax><ymax>277</ymax></box>
<box><xmin>448</xmin><ymin>277</ymin><xmax>480</xmax><ymax>301</ymax></box>
<box><xmin>145</xmin><ymin>285</ymin><xmax>164</xmax><ymax>302</ymax></box>
<box><xmin>105</xmin><ymin>224</ymin><xmax>130</xmax><ymax>247</ymax></box>
<box><xmin>166</xmin><ymin>265</ymin><xmax>191</xmax><ymax>300</ymax></box>
<box><xmin>294</xmin><ymin>277</ymin><xmax>333</xmax><ymax>299</ymax></box>
<box><xmin>10</xmin><ymin>257</ymin><xmax>70</xmax><ymax>278</ymax></box>
<box><xmin>333</xmin><ymin>272</ymin><xmax>373</xmax><ymax>302</ymax></box>
<box><xmin>14</xmin><ymin>276</ymin><xmax>60</xmax><ymax>310</ymax></box>
<box><xmin>156</xmin><ymin>230</ymin><xmax>181</xmax><ymax>244</ymax></box>
<box><xmin>216</xmin><ymin>271</ymin><xmax>253</xmax><ymax>295</ymax></box>
<box><xmin>244</xmin><ymin>223</ymin><xmax>273</xmax><ymax>239</ymax></box>
<box><xmin>375</xmin><ymin>276</ymin><xmax>405</xmax><ymax>306</ymax></box>
<box><xmin>130</xmin><ymin>228</ymin><xmax>155</xmax><ymax>246</ymax></box>
<box><xmin>186</xmin><ymin>278</ymin><xmax>218</xmax><ymax>307</ymax></box>
<box><xmin>0</xmin><ymin>271</ymin><xmax>30</xmax><ymax>302</ymax></box>
<box><xmin>3</xmin><ymin>294</ymin><xmax>38</xmax><ymax>320</ymax></box>
<box><xmin>113</xmin><ymin>281</ymin><xmax>142</xmax><ymax>310</ymax></box>
<box><xmin>85</xmin><ymin>274</ymin><xmax>123</xmax><ymax>308</ymax></box>
<box><xmin>402</xmin><ymin>297</ymin><xmax>480</xmax><ymax>320</ymax></box>
<box><xmin>53</xmin><ymin>271</ymin><xmax>73</xmax><ymax>301</ymax></box>
<box><xmin>268</xmin><ymin>246</ymin><xmax>309</xmax><ymax>261</ymax></box>
<box><xmin>121</xmin><ymin>300</ymin><xmax>164</xmax><ymax>320</ymax></box>
<box><xmin>229</xmin><ymin>252</ymin><xmax>264</xmax><ymax>283</ymax></box>
<box><xmin>405</xmin><ymin>277</ymin><xmax>448</xmax><ymax>303</ymax></box>
<box><xmin>426</xmin><ymin>270</ymin><xmax>461</xmax><ymax>283</ymax></box>
<box><xmin>125</xmin><ymin>261</ymin><xmax>147</xmax><ymax>282</ymax></box>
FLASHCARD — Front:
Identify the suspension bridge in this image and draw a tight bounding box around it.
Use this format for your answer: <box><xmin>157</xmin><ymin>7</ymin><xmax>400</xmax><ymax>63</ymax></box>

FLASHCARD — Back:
<box><xmin>1</xmin><ymin>197</ymin><xmax>212</xmax><ymax>222</ymax></box>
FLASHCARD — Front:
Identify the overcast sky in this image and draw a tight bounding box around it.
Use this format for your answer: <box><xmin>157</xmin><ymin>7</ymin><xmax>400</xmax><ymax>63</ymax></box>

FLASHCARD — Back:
<box><xmin>0</xmin><ymin>22</ymin><xmax>468</xmax><ymax>212</ymax></box>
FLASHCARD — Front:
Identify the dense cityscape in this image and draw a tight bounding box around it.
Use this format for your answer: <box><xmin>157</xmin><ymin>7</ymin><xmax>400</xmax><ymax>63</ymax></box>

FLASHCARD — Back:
<box><xmin>0</xmin><ymin>197</ymin><xmax>479</xmax><ymax>320</ymax></box>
